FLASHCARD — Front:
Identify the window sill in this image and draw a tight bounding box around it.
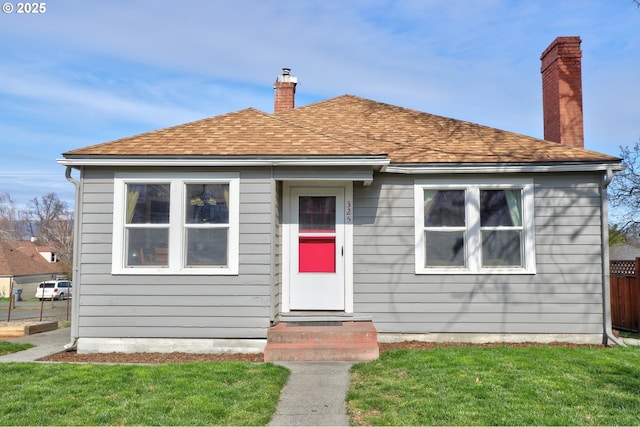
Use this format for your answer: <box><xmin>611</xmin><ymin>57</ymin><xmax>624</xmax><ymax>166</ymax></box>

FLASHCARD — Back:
<box><xmin>112</xmin><ymin>267</ymin><xmax>238</xmax><ymax>276</ymax></box>
<box><xmin>416</xmin><ymin>267</ymin><xmax>536</xmax><ymax>275</ymax></box>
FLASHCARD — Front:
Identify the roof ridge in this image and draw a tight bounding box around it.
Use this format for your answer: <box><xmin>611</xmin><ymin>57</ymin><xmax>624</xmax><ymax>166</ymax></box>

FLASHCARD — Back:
<box><xmin>274</xmin><ymin>94</ymin><xmax>357</xmax><ymax>114</ymax></box>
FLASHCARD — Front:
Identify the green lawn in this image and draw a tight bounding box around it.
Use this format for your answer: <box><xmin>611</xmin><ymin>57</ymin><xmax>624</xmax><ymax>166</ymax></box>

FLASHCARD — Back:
<box><xmin>0</xmin><ymin>362</ymin><xmax>289</xmax><ymax>426</ymax></box>
<box><xmin>0</xmin><ymin>341</ymin><xmax>33</xmax><ymax>356</ymax></box>
<box><xmin>347</xmin><ymin>345</ymin><xmax>640</xmax><ymax>426</ymax></box>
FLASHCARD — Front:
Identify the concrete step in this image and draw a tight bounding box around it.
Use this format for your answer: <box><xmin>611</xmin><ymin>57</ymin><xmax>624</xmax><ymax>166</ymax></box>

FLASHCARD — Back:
<box><xmin>264</xmin><ymin>321</ymin><xmax>379</xmax><ymax>362</ymax></box>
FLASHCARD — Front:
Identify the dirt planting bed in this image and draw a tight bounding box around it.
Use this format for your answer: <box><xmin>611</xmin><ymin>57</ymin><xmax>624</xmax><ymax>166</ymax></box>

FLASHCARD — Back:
<box><xmin>40</xmin><ymin>341</ymin><xmax>596</xmax><ymax>364</ymax></box>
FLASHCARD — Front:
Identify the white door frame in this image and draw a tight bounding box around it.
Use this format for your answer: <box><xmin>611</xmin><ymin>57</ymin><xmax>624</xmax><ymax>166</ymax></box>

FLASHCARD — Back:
<box><xmin>282</xmin><ymin>181</ymin><xmax>353</xmax><ymax>313</ymax></box>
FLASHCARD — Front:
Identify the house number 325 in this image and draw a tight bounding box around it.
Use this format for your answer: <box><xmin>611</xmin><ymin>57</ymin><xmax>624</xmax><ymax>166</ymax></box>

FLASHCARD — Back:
<box><xmin>346</xmin><ymin>200</ymin><xmax>352</xmax><ymax>224</ymax></box>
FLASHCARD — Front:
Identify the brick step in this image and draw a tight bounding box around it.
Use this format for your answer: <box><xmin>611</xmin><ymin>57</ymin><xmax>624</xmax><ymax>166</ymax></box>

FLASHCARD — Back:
<box><xmin>267</xmin><ymin>321</ymin><xmax>376</xmax><ymax>344</ymax></box>
<box><xmin>264</xmin><ymin>321</ymin><xmax>379</xmax><ymax>362</ymax></box>
<box><xmin>265</xmin><ymin>341</ymin><xmax>379</xmax><ymax>362</ymax></box>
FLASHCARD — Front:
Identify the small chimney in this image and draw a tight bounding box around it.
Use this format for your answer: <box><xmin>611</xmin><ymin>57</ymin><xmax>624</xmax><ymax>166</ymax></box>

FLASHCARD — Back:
<box><xmin>540</xmin><ymin>36</ymin><xmax>584</xmax><ymax>148</ymax></box>
<box><xmin>274</xmin><ymin>68</ymin><xmax>297</xmax><ymax>113</ymax></box>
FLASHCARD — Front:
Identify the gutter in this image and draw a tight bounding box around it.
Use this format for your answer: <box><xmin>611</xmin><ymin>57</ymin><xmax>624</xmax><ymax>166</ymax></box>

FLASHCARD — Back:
<box><xmin>63</xmin><ymin>166</ymin><xmax>81</xmax><ymax>350</ymax></box>
<box><xmin>56</xmin><ymin>156</ymin><xmax>391</xmax><ymax>169</ymax></box>
<box><xmin>601</xmin><ymin>166</ymin><xmax>625</xmax><ymax>347</ymax></box>
<box><xmin>386</xmin><ymin>162</ymin><xmax>624</xmax><ymax>174</ymax></box>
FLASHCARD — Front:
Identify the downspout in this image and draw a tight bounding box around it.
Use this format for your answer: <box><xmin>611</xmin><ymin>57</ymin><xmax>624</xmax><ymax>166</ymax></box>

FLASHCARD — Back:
<box><xmin>601</xmin><ymin>166</ymin><xmax>624</xmax><ymax>347</ymax></box>
<box><xmin>64</xmin><ymin>166</ymin><xmax>81</xmax><ymax>350</ymax></box>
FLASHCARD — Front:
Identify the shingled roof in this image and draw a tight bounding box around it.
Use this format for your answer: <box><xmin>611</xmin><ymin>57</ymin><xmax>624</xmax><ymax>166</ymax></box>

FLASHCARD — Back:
<box><xmin>0</xmin><ymin>241</ymin><xmax>62</xmax><ymax>277</ymax></box>
<box><xmin>63</xmin><ymin>95</ymin><xmax>618</xmax><ymax>165</ymax></box>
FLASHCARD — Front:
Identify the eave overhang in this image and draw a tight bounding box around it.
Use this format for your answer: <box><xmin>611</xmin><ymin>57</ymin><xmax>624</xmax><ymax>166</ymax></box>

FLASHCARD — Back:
<box><xmin>57</xmin><ymin>155</ymin><xmax>391</xmax><ymax>169</ymax></box>
<box><xmin>58</xmin><ymin>156</ymin><xmax>624</xmax><ymax>176</ymax></box>
<box><xmin>385</xmin><ymin>161</ymin><xmax>624</xmax><ymax>174</ymax></box>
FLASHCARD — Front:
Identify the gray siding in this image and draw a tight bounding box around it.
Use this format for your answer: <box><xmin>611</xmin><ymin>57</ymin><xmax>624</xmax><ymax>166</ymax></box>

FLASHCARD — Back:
<box><xmin>353</xmin><ymin>173</ymin><xmax>605</xmax><ymax>335</ymax></box>
<box><xmin>74</xmin><ymin>166</ymin><xmax>606</xmax><ymax>340</ymax></box>
<box><xmin>75</xmin><ymin>168</ymin><xmax>274</xmax><ymax>339</ymax></box>
<box><xmin>273</xmin><ymin>181</ymin><xmax>283</xmax><ymax>319</ymax></box>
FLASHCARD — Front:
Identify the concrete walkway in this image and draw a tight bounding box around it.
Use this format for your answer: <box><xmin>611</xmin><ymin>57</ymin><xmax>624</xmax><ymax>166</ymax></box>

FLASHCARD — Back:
<box><xmin>268</xmin><ymin>362</ymin><xmax>354</xmax><ymax>427</ymax></box>
<box><xmin>0</xmin><ymin>327</ymin><xmax>71</xmax><ymax>362</ymax></box>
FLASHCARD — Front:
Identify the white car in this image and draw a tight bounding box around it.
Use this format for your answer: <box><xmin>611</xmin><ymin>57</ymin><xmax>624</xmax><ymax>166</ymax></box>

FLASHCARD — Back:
<box><xmin>35</xmin><ymin>280</ymin><xmax>72</xmax><ymax>300</ymax></box>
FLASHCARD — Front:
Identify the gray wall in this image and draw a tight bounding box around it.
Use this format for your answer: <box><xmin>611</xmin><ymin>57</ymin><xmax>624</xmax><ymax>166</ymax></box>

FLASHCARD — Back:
<box><xmin>76</xmin><ymin>167</ymin><xmax>274</xmax><ymax>339</ymax></box>
<box><xmin>353</xmin><ymin>172</ymin><xmax>604</xmax><ymax>335</ymax></box>
<box><xmin>75</xmin><ymin>167</ymin><xmax>605</xmax><ymax>339</ymax></box>
<box><xmin>272</xmin><ymin>181</ymin><xmax>283</xmax><ymax>319</ymax></box>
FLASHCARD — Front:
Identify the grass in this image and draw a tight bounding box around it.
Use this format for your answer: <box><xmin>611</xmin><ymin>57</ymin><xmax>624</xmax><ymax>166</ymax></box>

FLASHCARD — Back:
<box><xmin>0</xmin><ymin>341</ymin><xmax>33</xmax><ymax>356</ymax></box>
<box><xmin>0</xmin><ymin>362</ymin><xmax>289</xmax><ymax>426</ymax></box>
<box><xmin>347</xmin><ymin>345</ymin><xmax>640</xmax><ymax>426</ymax></box>
<box><xmin>618</xmin><ymin>330</ymin><xmax>640</xmax><ymax>339</ymax></box>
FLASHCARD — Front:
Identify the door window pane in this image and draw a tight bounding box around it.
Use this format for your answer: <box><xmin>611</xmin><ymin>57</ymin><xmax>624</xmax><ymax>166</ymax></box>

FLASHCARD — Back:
<box><xmin>424</xmin><ymin>190</ymin><xmax>465</xmax><ymax>227</ymax></box>
<box><xmin>299</xmin><ymin>236</ymin><xmax>336</xmax><ymax>272</ymax></box>
<box><xmin>186</xmin><ymin>184</ymin><xmax>230</xmax><ymax>224</ymax></box>
<box><xmin>299</xmin><ymin>196</ymin><xmax>336</xmax><ymax>232</ymax></box>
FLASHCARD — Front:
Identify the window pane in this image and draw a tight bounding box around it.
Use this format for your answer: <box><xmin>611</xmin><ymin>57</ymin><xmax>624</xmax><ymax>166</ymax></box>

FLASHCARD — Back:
<box><xmin>299</xmin><ymin>196</ymin><xmax>336</xmax><ymax>232</ymax></box>
<box><xmin>126</xmin><ymin>228</ymin><xmax>169</xmax><ymax>266</ymax></box>
<box><xmin>186</xmin><ymin>228</ymin><xmax>228</xmax><ymax>266</ymax></box>
<box><xmin>480</xmin><ymin>189</ymin><xmax>522</xmax><ymax>227</ymax></box>
<box><xmin>481</xmin><ymin>230</ymin><xmax>522</xmax><ymax>267</ymax></box>
<box><xmin>425</xmin><ymin>230</ymin><xmax>465</xmax><ymax>267</ymax></box>
<box><xmin>126</xmin><ymin>184</ymin><xmax>170</xmax><ymax>224</ymax></box>
<box><xmin>186</xmin><ymin>184</ymin><xmax>230</xmax><ymax>224</ymax></box>
<box><xmin>424</xmin><ymin>190</ymin><xmax>465</xmax><ymax>227</ymax></box>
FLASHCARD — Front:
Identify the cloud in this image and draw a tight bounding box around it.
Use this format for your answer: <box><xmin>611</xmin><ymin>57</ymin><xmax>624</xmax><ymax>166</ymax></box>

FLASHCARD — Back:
<box><xmin>0</xmin><ymin>62</ymin><xmax>205</xmax><ymax>128</ymax></box>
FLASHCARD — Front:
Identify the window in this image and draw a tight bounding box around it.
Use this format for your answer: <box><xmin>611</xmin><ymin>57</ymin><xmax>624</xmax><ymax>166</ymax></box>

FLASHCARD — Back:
<box><xmin>414</xmin><ymin>178</ymin><xmax>535</xmax><ymax>274</ymax></box>
<box><xmin>113</xmin><ymin>173</ymin><xmax>239</xmax><ymax>275</ymax></box>
<box><xmin>184</xmin><ymin>183</ymin><xmax>230</xmax><ymax>267</ymax></box>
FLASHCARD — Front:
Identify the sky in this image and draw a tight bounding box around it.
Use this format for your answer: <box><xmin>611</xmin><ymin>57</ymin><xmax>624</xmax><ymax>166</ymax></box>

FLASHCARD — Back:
<box><xmin>1</xmin><ymin>0</ymin><xmax>639</xmax><ymax>210</ymax></box>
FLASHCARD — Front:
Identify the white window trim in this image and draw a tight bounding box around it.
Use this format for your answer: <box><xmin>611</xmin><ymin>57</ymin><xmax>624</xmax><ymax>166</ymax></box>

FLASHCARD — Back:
<box><xmin>112</xmin><ymin>172</ymin><xmax>239</xmax><ymax>275</ymax></box>
<box><xmin>414</xmin><ymin>178</ymin><xmax>535</xmax><ymax>275</ymax></box>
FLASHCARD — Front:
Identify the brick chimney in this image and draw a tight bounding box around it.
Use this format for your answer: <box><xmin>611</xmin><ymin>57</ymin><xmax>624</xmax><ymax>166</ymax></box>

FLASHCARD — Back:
<box><xmin>274</xmin><ymin>68</ymin><xmax>297</xmax><ymax>113</ymax></box>
<box><xmin>540</xmin><ymin>36</ymin><xmax>584</xmax><ymax>148</ymax></box>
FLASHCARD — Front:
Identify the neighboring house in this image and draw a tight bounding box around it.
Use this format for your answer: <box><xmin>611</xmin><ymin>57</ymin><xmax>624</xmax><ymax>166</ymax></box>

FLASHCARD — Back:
<box><xmin>610</xmin><ymin>244</ymin><xmax>640</xmax><ymax>261</ymax></box>
<box><xmin>59</xmin><ymin>36</ymin><xmax>623</xmax><ymax>356</ymax></box>
<box><xmin>0</xmin><ymin>241</ymin><xmax>64</xmax><ymax>298</ymax></box>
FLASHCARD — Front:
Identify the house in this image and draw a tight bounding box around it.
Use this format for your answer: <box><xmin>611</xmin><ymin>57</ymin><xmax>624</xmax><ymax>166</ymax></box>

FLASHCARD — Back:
<box><xmin>610</xmin><ymin>244</ymin><xmax>640</xmax><ymax>261</ymax></box>
<box><xmin>0</xmin><ymin>241</ymin><xmax>64</xmax><ymax>298</ymax></box>
<box><xmin>58</xmin><ymin>36</ymin><xmax>623</xmax><ymax>359</ymax></box>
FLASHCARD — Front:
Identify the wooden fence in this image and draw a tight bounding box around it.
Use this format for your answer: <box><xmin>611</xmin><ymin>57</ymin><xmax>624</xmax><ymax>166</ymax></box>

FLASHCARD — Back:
<box><xmin>610</xmin><ymin>258</ymin><xmax>640</xmax><ymax>332</ymax></box>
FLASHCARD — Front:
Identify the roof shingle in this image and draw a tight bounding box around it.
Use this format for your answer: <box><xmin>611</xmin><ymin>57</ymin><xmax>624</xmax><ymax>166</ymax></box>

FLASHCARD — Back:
<box><xmin>0</xmin><ymin>241</ymin><xmax>63</xmax><ymax>277</ymax></box>
<box><xmin>63</xmin><ymin>95</ymin><xmax>619</xmax><ymax>164</ymax></box>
